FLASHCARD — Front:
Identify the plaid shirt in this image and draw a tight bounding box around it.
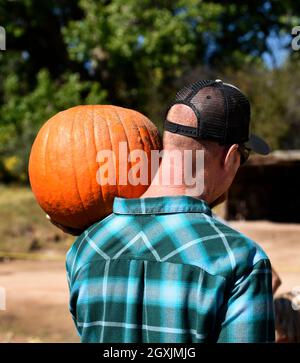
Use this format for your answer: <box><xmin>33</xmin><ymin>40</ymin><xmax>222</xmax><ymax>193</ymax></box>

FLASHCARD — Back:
<box><xmin>66</xmin><ymin>196</ymin><xmax>275</xmax><ymax>343</ymax></box>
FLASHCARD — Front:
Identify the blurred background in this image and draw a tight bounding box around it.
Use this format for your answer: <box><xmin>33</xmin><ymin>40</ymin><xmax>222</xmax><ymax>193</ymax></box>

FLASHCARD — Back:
<box><xmin>0</xmin><ymin>0</ymin><xmax>300</xmax><ymax>342</ymax></box>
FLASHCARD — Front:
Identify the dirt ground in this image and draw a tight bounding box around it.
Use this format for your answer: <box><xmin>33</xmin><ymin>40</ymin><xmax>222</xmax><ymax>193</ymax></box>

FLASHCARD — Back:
<box><xmin>0</xmin><ymin>221</ymin><xmax>299</xmax><ymax>342</ymax></box>
<box><xmin>0</xmin><ymin>260</ymin><xmax>79</xmax><ymax>342</ymax></box>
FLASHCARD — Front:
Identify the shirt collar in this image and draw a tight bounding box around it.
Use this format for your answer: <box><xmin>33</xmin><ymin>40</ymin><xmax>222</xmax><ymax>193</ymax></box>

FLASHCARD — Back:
<box><xmin>113</xmin><ymin>196</ymin><xmax>212</xmax><ymax>216</ymax></box>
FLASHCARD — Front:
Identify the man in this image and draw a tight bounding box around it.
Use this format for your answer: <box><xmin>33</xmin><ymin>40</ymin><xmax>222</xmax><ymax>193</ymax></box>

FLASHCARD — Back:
<box><xmin>65</xmin><ymin>80</ymin><xmax>275</xmax><ymax>342</ymax></box>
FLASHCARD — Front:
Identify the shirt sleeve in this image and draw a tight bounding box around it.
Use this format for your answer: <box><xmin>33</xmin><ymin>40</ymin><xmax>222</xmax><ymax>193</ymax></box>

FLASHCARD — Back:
<box><xmin>217</xmin><ymin>259</ymin><xmax>275</xmax><ymax>343</ymax></box>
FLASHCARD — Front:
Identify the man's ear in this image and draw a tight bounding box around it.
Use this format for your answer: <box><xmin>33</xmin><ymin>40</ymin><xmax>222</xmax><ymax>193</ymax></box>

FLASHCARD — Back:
<box><xmin>224</xmin><ymin>144</ymin><xmax>240</xmax><ymax>173</ymax></box>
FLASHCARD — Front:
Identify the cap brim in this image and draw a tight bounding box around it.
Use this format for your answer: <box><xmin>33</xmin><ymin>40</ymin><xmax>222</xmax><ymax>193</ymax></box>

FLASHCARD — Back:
<box><xmin>246</xmin><ymin>134</ymin><xmax>271</xmax><ymax>155</ymax></box>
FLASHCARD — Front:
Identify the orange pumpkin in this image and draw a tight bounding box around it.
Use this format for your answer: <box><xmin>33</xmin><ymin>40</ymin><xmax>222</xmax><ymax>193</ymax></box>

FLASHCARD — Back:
<box><xmin>29</xmin><ymin>105</ymin><xmax>161</xmax><ymax>229</ymax></box>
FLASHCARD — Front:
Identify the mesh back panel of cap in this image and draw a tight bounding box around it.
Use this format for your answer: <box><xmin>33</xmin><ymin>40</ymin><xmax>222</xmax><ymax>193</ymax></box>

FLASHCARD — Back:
<box><xmin>190</xmin><ymin>86</ymin><xmax>226</xmax><ymax>141</ymax></box>
<box><xmin>223</xmin><ymin>85</ymin><xmax>250</xmax><ymax>143</ymax></box>
<box><xmin>174</xmin><ymin>80</ymin><xmax>215</xmax><ymax>103</ymax></box>
<box><xmin>171</xmin><ymin>80</ymin><xmax>250</xmax><ymax>144</ymax></box>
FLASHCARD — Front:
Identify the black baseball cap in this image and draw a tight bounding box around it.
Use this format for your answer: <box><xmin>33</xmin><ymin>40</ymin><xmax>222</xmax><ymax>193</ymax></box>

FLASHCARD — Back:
<box><xmin>164</xmin><ymin>79</ymin><xmax>270</xmax><ymax>157</ymax></box>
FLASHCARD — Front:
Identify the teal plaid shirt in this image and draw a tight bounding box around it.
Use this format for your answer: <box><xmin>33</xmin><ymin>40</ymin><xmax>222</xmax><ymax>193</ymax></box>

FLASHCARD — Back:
<box><xmin>66</xmin><ymin>196</ymin><xmax>275</xmax><ymax>343</ymax></box>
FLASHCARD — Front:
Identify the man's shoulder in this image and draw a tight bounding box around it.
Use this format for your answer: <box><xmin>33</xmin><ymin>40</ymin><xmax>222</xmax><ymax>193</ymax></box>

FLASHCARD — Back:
<box><xmin>66</xmin><ymin>213</ymin><xmax>117</xmax><ymax>277</ymax></box>
<box><xmin>211</xmin><ymin>214</ymin><xmax>268</xmax><ymax>256</ymax></box>
<box><xmin>198</xmin><ymin>214</ymin><xmax>270</xmax><ymax>277</ymax></box>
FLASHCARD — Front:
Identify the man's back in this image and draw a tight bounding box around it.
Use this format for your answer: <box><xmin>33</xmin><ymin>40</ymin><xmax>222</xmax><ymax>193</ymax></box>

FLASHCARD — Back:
<box><xmin>66</xmin><ymin>196</ymin><xmax>275</xmax><ymax>343</ymax></box>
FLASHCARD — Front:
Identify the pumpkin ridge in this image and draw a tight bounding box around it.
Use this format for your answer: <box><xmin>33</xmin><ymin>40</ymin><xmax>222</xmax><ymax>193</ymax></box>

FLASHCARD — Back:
<box><xmin>47</xmin><ymin>116</ymin><xmax>70</xmax><ymax>224</ymax></box>
<box><xmin>90</xmin><ymin>105</ymin><xmax>105</xmax><ymax>216</ymax></box>
<box><xmin>114</xmin><ymin>108</ymin><xmax>135</xmax><ymax>197</ymax></box>
<box><xmin>94</xmin><ymin>107</ymin><xmax>111</xmax><ymax>217</ymax></box>
<box><xmin>136</xmin><ymin>117</ymin><xmax>153</xmax><ymax>186</ymax></box>
<box><xmin>132</xmin><ymin>114</ymin><xmax>151</xmax><ymax>187</ymax></box>
<box><xmin>103</xmin><ymin>106</ymin><xmax>119</xmax><ymax>203</ymax></box>
<box><xmin>106</xmin><ymin>106</ymin><xmax>123</xmax><ymax>196</ymax></box>
<box><xmin>71</xmin><ymin>108</ymin><xmax>91</xmax><ymax>227</ymax></box>
<box><xmin>142</xmin><ymin>114</ymin><xmax>161</xmax><ymax>151</ymax></box>
<box><xmin>54</xmin><ymin>112</ymin><xmax>74</xmax><ymax>227</ymax></box>
<box><xmin>95</xmin><ymin>107</ymin><xmax>114</xmax><ymax>215</ymax></box>
<box><xmin>82</xmin><ymin>105</ymin><xmax>97</xmax><ymax>223</ymax></box>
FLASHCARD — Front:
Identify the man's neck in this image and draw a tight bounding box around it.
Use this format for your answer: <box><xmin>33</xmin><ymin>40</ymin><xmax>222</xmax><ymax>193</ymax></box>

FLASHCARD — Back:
<box><xmin>141</xmin><ymin>184</ymin><xmax>188</xmax><ymax>198</ymax></box>
<box><xmin>141</xmin><ymin>174</ymin><xmax>211</xmax><ymax>203</ymax></box>
<box><xmin>140</xmin><ymin>157</ymin><xmax>215</xmax><ymax>204</ymax></box>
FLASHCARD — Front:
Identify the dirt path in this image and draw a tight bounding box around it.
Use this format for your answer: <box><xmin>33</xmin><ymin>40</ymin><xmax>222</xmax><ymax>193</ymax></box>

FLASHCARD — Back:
<box><xmin>0</xmin><ymin>221</ymin><xmax>299</xmax><ymax>342</ymax></box>
<box><xmin>0</xmin><ymin>260</ymin><xmax>79</xmax><ymax>342</ymax></box>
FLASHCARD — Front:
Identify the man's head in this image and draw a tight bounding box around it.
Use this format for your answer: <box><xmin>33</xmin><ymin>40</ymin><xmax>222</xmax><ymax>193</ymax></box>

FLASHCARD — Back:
<box><xmin>163</xmin><ymin>104</ymin><xmax>241</xmax><ymax>205</ymax></box>
<box><xmin>160</xmin><ymin>79</ymin><xmax>270</xmax><ymax>205</ymax></box>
